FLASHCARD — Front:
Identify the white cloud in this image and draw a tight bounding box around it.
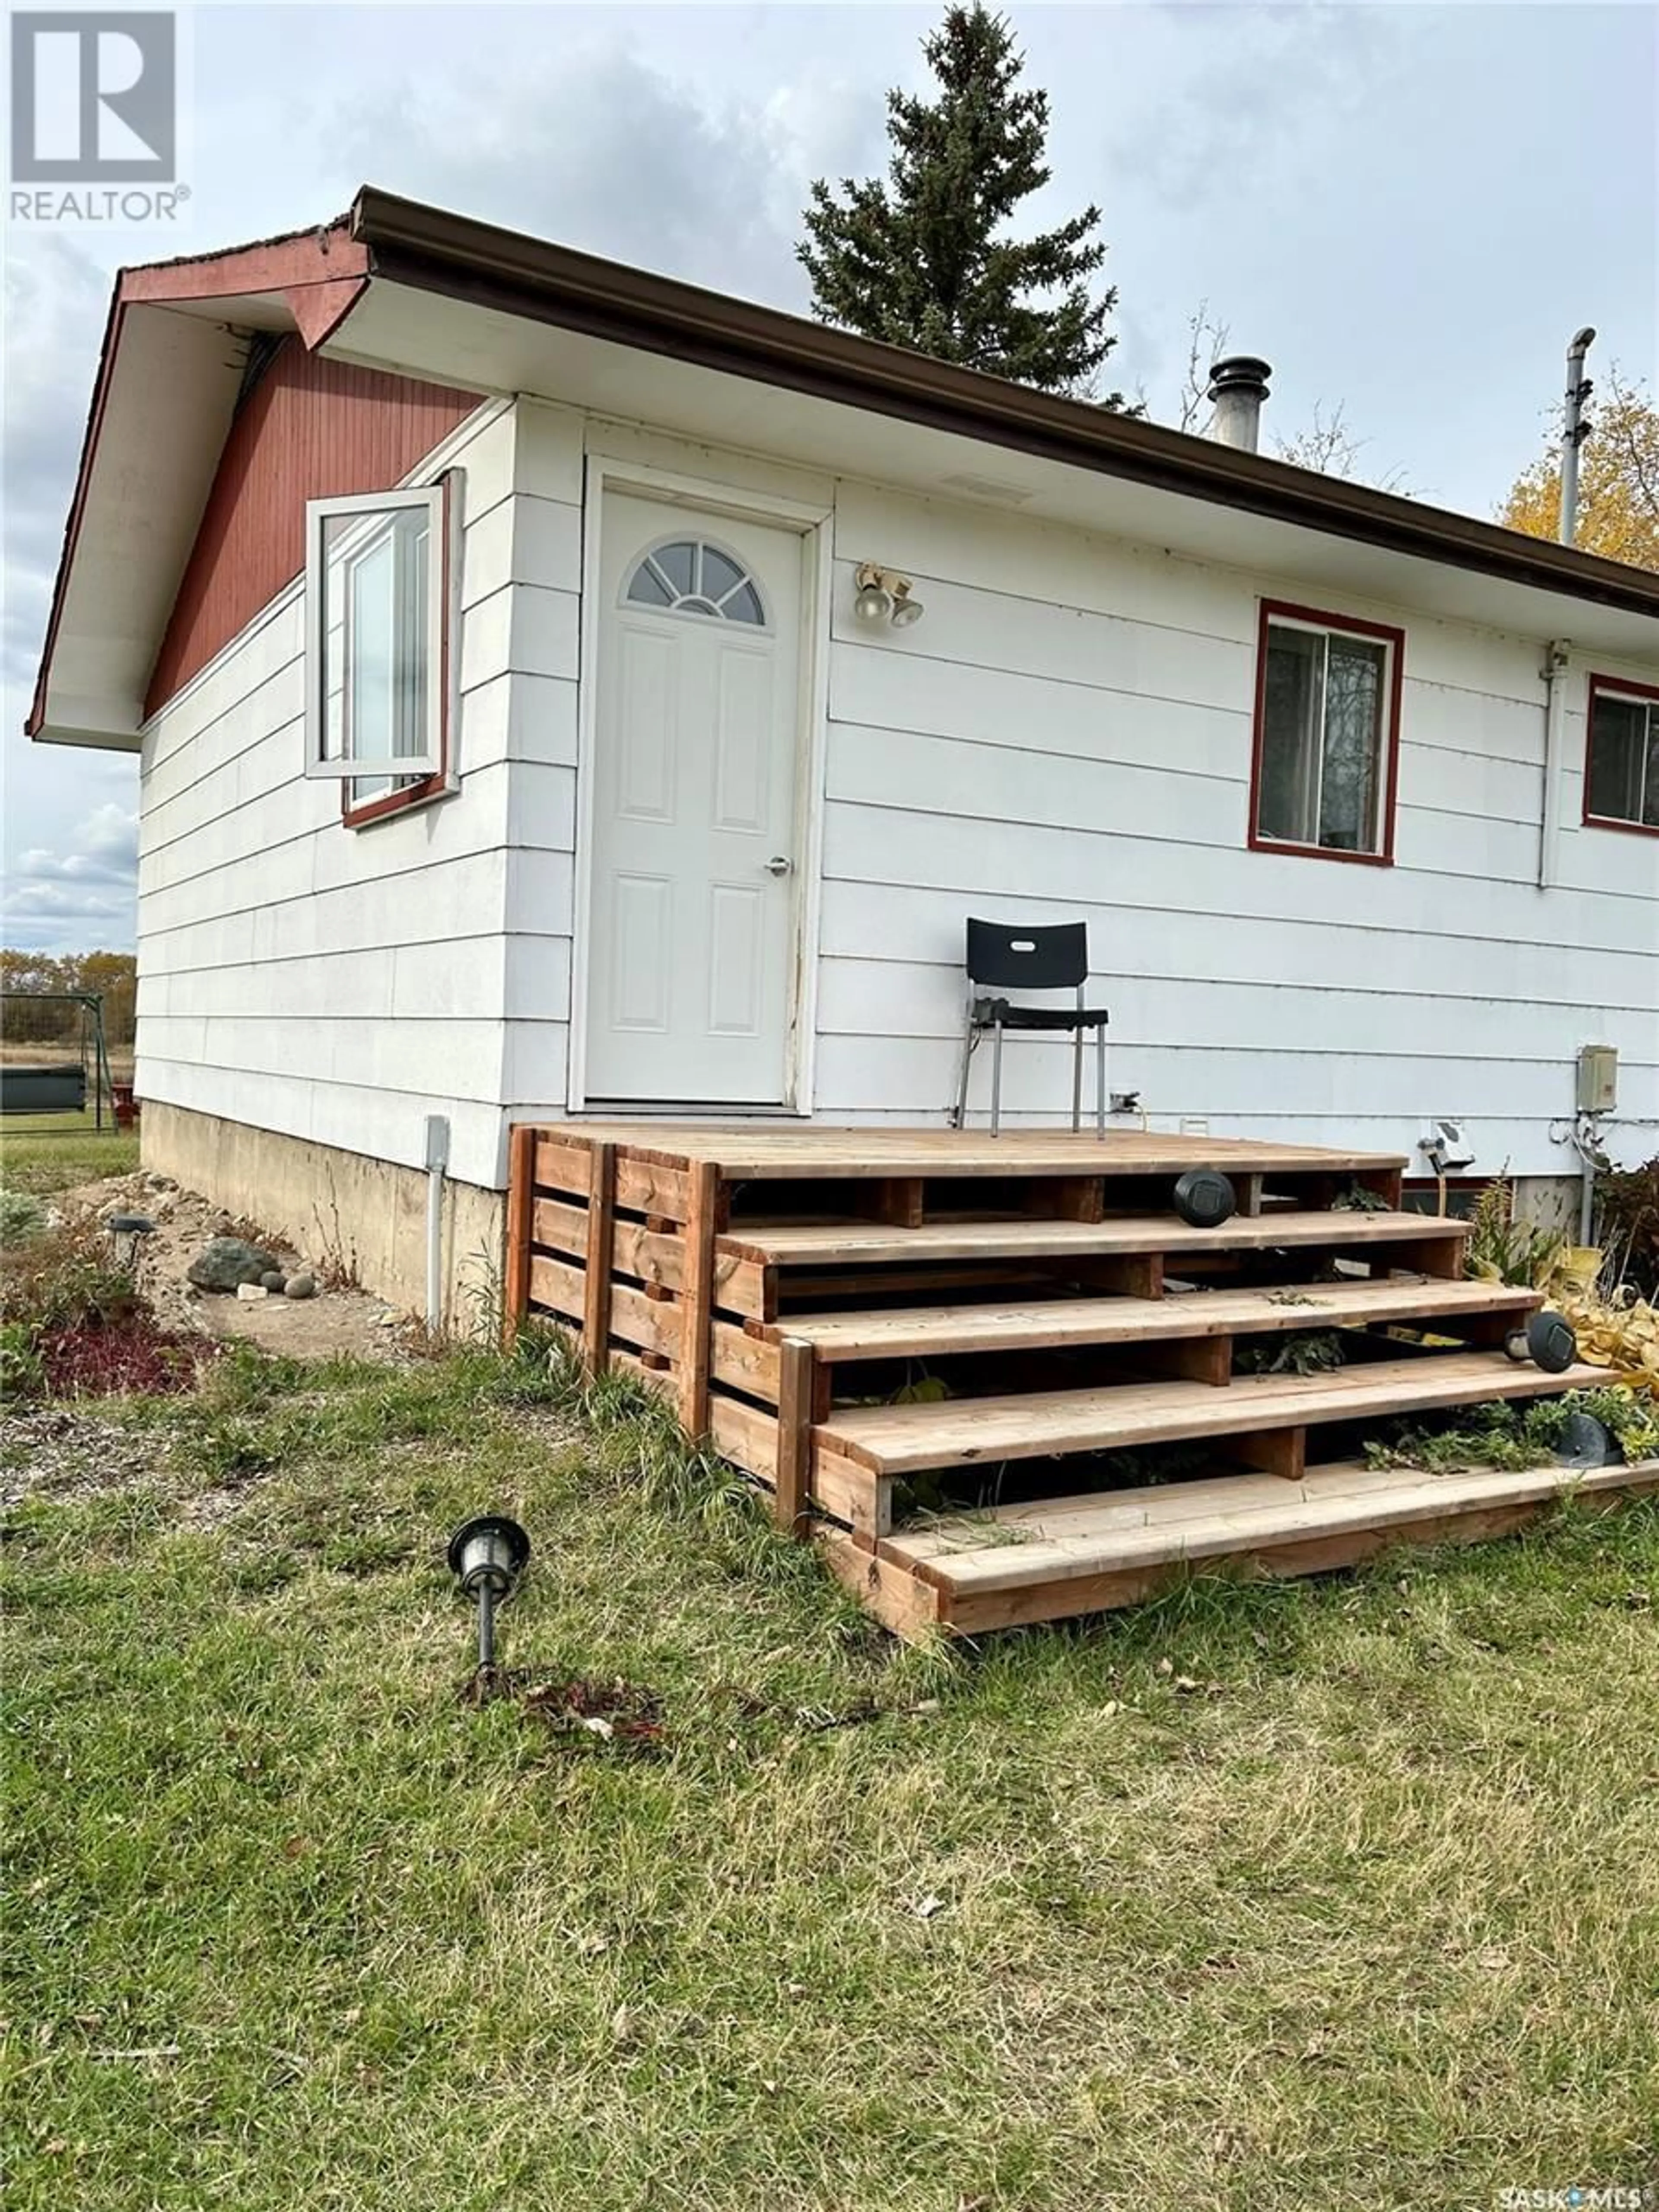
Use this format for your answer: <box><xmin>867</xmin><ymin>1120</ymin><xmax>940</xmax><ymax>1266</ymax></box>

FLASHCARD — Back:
<box><xmin>3</xmin><ymin>233</ymin><xmax>111</xmax><ymax>696</ymax></box>
<box><xmin>3</xmin><ymin>803</ymin><xmax>137</xmax><ymax>950</ymax></box>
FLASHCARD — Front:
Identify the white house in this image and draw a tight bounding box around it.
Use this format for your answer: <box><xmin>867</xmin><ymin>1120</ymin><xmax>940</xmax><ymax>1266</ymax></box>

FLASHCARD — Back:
<box><xmin>29</xmin><ymin>189</ymin><xmax>1659</xmax><ymax>1320</ymax></box>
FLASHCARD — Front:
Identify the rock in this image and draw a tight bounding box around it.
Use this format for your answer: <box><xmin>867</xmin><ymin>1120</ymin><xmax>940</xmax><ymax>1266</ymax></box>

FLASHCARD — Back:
<box><xmin>260</xmin><ymin>1270</ymin><xmax>286</xmax><ymax>1292</ymax></box>
<box><xmin>145</xmin><ymin>1173</ymin><xmax>177</xmax><ymax>1192</ymax></box>
<box><xmin>235</xmin><ymin>1282</ymin><xmax>268</xmax><ymax>1302</ymax></box>
<box><xmin>283</xmin><ymin>1273</ymin><xmax>317</xmax><ymax>1301</ymax></box>
<box><xmin>187</xmin><ymin>1236</ymin><xmax>280</xmax><ymax>1291</ymax></box>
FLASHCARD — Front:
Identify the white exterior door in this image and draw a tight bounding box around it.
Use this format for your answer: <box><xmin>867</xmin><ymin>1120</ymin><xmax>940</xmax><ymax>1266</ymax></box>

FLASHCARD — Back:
<box><xmin>586</xmin><ymin>492</ymin><xmax>804</xmax><ymax>1103</ymax></box>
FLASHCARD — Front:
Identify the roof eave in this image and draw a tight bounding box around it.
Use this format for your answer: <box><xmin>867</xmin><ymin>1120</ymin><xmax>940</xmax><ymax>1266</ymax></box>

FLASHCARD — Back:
<box><xmin>350</xmin><ymin>184</ymin><xmax>1659</xmax><ymax>626</ymax></box>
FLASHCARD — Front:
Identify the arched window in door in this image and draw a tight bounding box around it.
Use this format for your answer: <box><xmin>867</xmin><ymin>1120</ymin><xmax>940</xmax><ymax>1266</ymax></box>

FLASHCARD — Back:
<box><xmin>623</xmin><ymin>539</ymin><xmax>768</xmax><ymax>626</ymax></box>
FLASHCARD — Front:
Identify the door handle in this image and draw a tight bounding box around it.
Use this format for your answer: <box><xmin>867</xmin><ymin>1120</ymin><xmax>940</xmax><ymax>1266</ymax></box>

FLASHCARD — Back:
<box><xmin>763</xmin><ymin>855</ymin><xmax>794</xmax><ymax>877</ymax></box>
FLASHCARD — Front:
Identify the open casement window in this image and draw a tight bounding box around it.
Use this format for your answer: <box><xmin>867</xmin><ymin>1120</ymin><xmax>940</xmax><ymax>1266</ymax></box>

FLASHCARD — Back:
<box><xmin>304</xmin><ymin>482</ymin><xmax>452</xmax><ymax>810</ymax></box>
<box><xmin>1249</xmin><ymin>601</ymin><xmax>1403</xmax><ymax>864</ymax></box>
<box><xmin>1584</xmin><ymin>674</ymin><xmax>1659</xmax><ymax>835</ymax></box>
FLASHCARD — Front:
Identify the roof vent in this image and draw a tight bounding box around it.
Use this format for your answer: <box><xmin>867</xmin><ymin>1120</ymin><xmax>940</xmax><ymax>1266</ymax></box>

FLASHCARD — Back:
<box><xmin>1205</xmin><ymin>356</ymin><xmax>1272</xmax><ymax>453</ymax></box>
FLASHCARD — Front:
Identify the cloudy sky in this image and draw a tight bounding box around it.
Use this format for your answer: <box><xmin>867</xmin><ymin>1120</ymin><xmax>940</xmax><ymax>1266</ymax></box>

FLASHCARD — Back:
<box><xmin>4</xmin><ymin>0</ymin><xmax>1654</xmax><ymax>954</ymax></box>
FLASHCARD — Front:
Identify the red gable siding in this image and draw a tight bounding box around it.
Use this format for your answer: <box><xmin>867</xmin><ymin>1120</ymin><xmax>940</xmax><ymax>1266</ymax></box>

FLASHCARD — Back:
<box><xmin>145</xmin><ymin>340</ymin><xmax>479</xmax><ymax>716</ymax></box>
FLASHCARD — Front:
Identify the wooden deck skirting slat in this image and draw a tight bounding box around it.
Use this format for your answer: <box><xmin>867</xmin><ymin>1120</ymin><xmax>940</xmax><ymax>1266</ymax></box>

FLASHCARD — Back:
<box><xmin>534</xmin><ymin>1134</ymin><xmax>593</xmax><ymax>1198</ymax></box>
<box><xmin>503</xmin><ymin>1124</ymin><xmax>538</xmax><ymax>1343</ymax></box>
<box><xmin>773</xmin><ymin>1338</ymin><xmax>815</xmax><ymax>1534</ymax></box>
<box><xmin>616</xmin><ymin>1154</ymin><xmax>692</xmax><ymax>1224</ymax></box>
<box><xmin>678</xmin><ymin>1160</ymin><xmax>721</xmax><ymax>1434</ymax></box>
<box><xmin>818</xmin><ymin>1354</ymin><xmax>1606</xmax><ymax>1478</ymax></box>
<box><xmin>711</xmin><ymin>1319</ymin><xmax>781</xmax><ymax>1401</ymax></box>
<box><xmin>532</xmin><ymin>1195</ymin><xmax>590</xmax><ymax>1258</ymax></box>
<box><xmin>709</xmin><ymin>1394</ymin><xmax>888</xmax><ymax>1535</ymax></box>
<box><xmin>582</xmin><ymin>1143</ymin><xmax>617</xmax><ymax>1376</ymax></box>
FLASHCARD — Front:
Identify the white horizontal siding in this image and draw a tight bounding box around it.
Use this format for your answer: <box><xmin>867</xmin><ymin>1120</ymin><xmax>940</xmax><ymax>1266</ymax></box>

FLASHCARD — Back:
<box><xmin>813</xmin><ymin>484</ymin><xmax>1658</xmax><ymax>1174</ymax></box>
<box><xmin>815</xmin><ymin>957</ymin><xmax>1656</xmax><ymax>1066</ymax></box>
<box><xmin>817</xmin><ymin>1035</ymin><xmax>1653</xmax><ymax>1130</ymax></box>
<box><xmin>135</xmin><ymin>399</ymin><xmax>585</xmax><ymax>1186</ymax></box>
<box><xmin>817</xmin><ymin>877</ymin><xmax>1659</xmax><ymax>1014</ymax></box>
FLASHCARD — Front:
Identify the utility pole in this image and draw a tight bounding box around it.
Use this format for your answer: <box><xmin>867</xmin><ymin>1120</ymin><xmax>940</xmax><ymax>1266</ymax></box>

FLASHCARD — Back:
<box><xmin>1559</xmin><ymin>327</ymin><xmax>1595</xmax><ymax>544</ymax></box>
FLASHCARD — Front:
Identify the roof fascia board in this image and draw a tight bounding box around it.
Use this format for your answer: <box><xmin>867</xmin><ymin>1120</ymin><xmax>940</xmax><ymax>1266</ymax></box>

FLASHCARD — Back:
<box><xmin>27</xmin><ymin>220</ymin><xmax>370</xmax><ymax>741</ymax></box>
<box><xmin>350</xmin><ymin>186</ymin><xmax>1659</xmax><ymax>626</ymax></box>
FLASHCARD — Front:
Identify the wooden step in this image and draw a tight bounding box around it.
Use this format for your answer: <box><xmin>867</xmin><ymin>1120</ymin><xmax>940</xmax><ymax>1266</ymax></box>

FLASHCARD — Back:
<box><xmin>720</xmin><ymin>1208</ymin><xmax>1465</xmax><ymax>1268</ymax></box>
<box><xmin>816</xmin><ymin>1353</ymin><xmax>1604</xmax><ymax>1478</ymax></box>
<box><xmin>873</xmin><ymin>1452</ymin><xmax>1659</xmax><ymax>1634</ymax></box>
<box><xmin>774</xmin><ymin>1276</ymin><xmax>1539</xmax><ymax>1362</ymax></box>
<box><xmin>561</xmin><ymin>1123</ymin><xmax>1406</xmax><ymax>1181</ymax></box>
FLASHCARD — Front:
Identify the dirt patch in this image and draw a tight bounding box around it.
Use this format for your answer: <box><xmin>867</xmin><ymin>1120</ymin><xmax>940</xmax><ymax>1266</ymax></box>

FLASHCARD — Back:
<box><xmin>46</xmin><ymin>1172</ymin><xmax>424</xmax><ymax>1364</ymax></box>
<box><xmin>0</xmin><ymin>1403</ymin><xmax>163</xmax><ymax>1510</ymax></box>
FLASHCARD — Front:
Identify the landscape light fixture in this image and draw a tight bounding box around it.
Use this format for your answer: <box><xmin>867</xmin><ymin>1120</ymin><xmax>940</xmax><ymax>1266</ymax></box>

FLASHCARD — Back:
<box><xmin>105</xmin><ymin>1213</ymin><xmax>155</xmax><ymax>1271</ymax></box>
<box><xmin>1172</xmin><ymin>1168</ymin><xmax>1236</xmax><ymax>1230</ymax></box>
<box><xmin>447</xmin><ymin>1514</ymin><xmax>531</xmax><ymax>1670</ymax></box>
<box><xmin>1505</xmin><ymin>1310</ymin><xmax>1579</xmax><ymax>1375</ymax></box>
<box><xmin>853</xmin><ymin>561</ymin><xmax>925</xmax><ymax>629</ymax></box>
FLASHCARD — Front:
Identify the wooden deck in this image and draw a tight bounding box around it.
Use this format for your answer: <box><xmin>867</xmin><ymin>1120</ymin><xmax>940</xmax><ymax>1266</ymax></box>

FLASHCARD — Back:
<box><xmin>505</xmin><ymin>1122</ymin><xmax>1652</xmax><ymax>1638</ymax></box>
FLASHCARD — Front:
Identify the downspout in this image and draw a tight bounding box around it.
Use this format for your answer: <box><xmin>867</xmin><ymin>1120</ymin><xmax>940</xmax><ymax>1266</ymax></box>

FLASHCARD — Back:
<box><xmin>424</xmin><ymin>1114</ymin><xmax>450</xmax><ymax>1336</ymax></box>
<box><xmin>1538</xmin><ymin>641</ymin><xmax>1570</xmax><ymax>889</ymax></box>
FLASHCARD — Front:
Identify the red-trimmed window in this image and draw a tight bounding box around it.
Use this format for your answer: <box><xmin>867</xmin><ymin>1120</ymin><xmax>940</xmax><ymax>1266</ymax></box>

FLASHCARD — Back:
<box><xmin>1249</xmin><ymin>601</ymin><xmax>1404</xmax><ymax>864</ymax></box>
<box><xmin>303</xmin><ymin>474</ymin><xmax>457</xmax><ymax>826</ymax></box>
<box><xmin>1584</xmin><ymin>673</ymin><xmax>1659</xmax><ymax>836</ymax></box>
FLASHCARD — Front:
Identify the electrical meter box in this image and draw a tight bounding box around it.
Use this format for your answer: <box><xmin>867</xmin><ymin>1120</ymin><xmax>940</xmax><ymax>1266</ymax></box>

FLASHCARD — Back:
<box><xmin>1576</xmin><ymin>1045</ymin><xmax>1618</xmax><ymax>1115</ymax></box>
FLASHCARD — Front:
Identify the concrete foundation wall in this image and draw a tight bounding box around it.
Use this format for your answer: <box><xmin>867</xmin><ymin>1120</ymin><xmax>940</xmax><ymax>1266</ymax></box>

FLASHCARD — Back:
<box><xmin>142</xmin><ymin>1102</ymin><xmax>505</xmax><ymax>1336</ymax></box>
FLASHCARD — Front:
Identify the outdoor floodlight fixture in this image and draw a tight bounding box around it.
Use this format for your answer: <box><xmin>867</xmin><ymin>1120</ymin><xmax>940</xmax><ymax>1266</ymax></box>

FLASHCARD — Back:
<box><xmin>447</xmin><ymin>1514</ymin><xmax>531</xmax><ymax>1670</ymax></box>
<box><xmin>853</xmin><ymin>561</ymin><xmax>925</xmax><ymax>629</ymax></box>
<box><xmin>889</xmin><ymin>578</ymin><xmax>925</xmax><ymax>628</ymax></box>
<box><xmin>852</xmin><ymin>562</ymin><xmax>891</xmax><ymax>625</ymax></box>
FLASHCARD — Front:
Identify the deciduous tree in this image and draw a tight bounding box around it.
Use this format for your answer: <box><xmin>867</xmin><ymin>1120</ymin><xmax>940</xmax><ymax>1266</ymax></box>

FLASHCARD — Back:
<box><xmin>1499</xmin><ymin>365</ymin><xmax>1659</xmax><ymax>572</ymax></box>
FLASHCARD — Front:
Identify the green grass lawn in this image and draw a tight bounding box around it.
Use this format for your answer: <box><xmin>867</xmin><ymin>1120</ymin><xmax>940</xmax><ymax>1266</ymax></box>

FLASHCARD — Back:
<box><xmin>4</xmin><ymin>1341</ymin><xmax>1657</xmax><ymax>2211</ymax></box>
<box><xmin>1</xmin><ymin>1112</ymin><xmax>140</xmax><ymax>1196</ymax></box>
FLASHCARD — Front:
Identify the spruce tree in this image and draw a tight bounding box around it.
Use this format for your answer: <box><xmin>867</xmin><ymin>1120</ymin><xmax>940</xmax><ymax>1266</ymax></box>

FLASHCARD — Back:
<box><xmin>798</xmin><ymin>5</ymin><xmax>1123</xmax><ymax>401</ymax></box>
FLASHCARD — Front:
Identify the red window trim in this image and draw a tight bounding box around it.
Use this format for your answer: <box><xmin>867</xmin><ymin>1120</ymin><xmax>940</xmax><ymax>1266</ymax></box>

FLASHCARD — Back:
<box><xmin>340</xmin><ymin>471</ymin><xmax>458</xmax><ymax>830</ymax></box>
<box><xmin>1247</xmin><ymin>598</ymin><xmax>1405</xmax><ymax>868</ymax></box>
<box><xmin>1583</xmin><ymin>670</ymin><xmax>1659</xmax><ymax>840</ymax></box>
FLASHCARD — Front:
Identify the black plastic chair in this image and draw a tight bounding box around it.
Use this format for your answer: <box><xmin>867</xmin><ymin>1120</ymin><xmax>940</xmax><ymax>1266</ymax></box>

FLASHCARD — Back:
<box><xmin>950</xmin><ymin>918</ymin><xmax>1110</xmax><ymax>1137</ymax></box>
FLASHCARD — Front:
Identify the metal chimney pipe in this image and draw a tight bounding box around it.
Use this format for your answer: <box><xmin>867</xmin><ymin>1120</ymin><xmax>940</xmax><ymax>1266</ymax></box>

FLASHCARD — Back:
<box><xmin>1559</xmin><ymin>327</ymin><xmax>1595</xmax><ymax>546</ymax></box>
<box><xmin>1206</xmin><ymin>356</ymin><xmax>1273</xmax><ymax>452</ymax></box>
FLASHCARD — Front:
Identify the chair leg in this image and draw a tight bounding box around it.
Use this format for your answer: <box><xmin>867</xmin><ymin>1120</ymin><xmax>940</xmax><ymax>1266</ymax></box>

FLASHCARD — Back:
<box><xmin>1071</xmin><ymin>1027</ymin><xmax>1083</xmax><ymax>1133</ymax></box>
<box><xmin>990</xmin><ymin>1020</ymin><xmax>1004</xmax><ymax>1138</ymax></box>
<box><xmin>1095</xmin><ymin>1024</ymin><xmax>1107</xmax><ymax>1140</ymax></box>
<box><xmin>952</xmin><ymin>1011</ymin><xmax>979</xmax><ymax>1129</ymax></box>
